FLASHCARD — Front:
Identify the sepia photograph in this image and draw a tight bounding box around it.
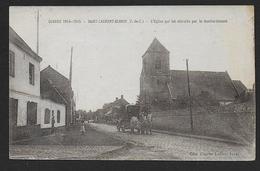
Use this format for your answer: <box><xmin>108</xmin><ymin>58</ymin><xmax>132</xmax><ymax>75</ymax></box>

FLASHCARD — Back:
<box><xmin>9</xmin><ymin>6</ymin><xmax>255</xmax><ymax>160</ymax></box>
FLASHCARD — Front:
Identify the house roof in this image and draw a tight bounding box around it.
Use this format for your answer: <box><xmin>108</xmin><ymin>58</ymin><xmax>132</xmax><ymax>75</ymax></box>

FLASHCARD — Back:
<box><xmin>142</xmin><ymin>38</ymin><xmax>169</xmax><ymax>57</ymax></box>
<box><xmin>113</xmin><ymin>98</ymin><xmax>130</xmax><ymax>107</ymax></box>
<box><xmin>40</xmin><ymin>78</ymin><xmax>68</xmax><ymax>105</ymax></box>
<box><xmin>41</xmin><ymin>65</ymin><xmax>73</xmax><ymax>103</ymax></box>
<box><xmin>103</xmin><ymin>97</ymin><xmax>130</xmax><ymax>110</ymax></box>
<box><xmin>168</xmin><ymin>70</ymin><xmax>239</xmax><ymax>101</ymax></box>
<box><xmin>232</xmin><ymin>80</ymin><xmax>247</xmax><ymax>95</ymax></box>
<box><xmin>9</xmin><ymin>26</ymin><xmax>42</xmax><ymax>62</ymax></box>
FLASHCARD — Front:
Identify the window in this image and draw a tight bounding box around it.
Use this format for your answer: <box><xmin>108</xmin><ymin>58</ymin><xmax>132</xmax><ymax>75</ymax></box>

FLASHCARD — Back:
<box><xmin>27</xmin><ymin>102</ymin><xmax>37</xmax><ymax>125</ymax></box>
<box><xmin>155</xmin><ymin>57</ymin><xmax>161</xmax><ymax>70</ymax></box>
<box><xmin>57</xmin><ymin>110</ymin><xmax>60</xmax><ymax>123</ymax></box>
<box><xmin>44</xmin><ymin>108</ymin><xmax>50</xmax><ymax>124</ymax></box>
<box><xmin>29</xmin><ymin>63</ymin><xmax>35</xmax><ymax>85</ymax></box>
<box><xmin>51</xmin><ymin>110</ymin><xmax>55</xmax><ymax>125</ymax></box>
<box><xmin>9</xmin><ymin>50</ymin><xmax>15</xmax><ymax>77</ymax></box>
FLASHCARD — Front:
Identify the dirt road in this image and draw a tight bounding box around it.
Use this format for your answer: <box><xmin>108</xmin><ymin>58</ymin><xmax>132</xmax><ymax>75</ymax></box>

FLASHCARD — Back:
<box><xmin>9</xmin><ymin>123</ymin><xmax>255</xmax><ymax>160</ymax></box>
<box><xmin>89</xmin><ymin>123</ymin><xmax>255</xmax><ymax>160</ymax></box>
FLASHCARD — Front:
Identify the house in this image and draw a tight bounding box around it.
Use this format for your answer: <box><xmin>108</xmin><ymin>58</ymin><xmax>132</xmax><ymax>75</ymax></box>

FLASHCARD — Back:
<box><xmin>102</xmin><ymin>95</ymin><xmax>129</xmax><ymax>119</ymax></box>
<box><xmin>140</xmin><ymin>38</ymin><xmax>245</xmax><ymax>110</ymax></box>
<box><xmin>9</xmin><ymin>27</ymin><xmax>67</xmax><ymax>141</ymax></box>
<box><xmin>9</xmin><ymin>27</ymin><xmax>43</xmax><ymax>141</ymax></box>
<box><xmin>9</xmin><ymin>27</ymin><xmax>42</xmax><ymax>140</ymax></box>
<box><xmin>40</xmin><ymin>75</ymin><xmax>67</xmax><ymax>132</ymax></box>
<box><xmin>94</xmin><ymin>109</ymin><xmax>104</xmax><ymax>122</ymax></box>
<box><xmin>40</xmin><ymin>65</ymin><xmax>76</xmax><ymax>128</ymax></box>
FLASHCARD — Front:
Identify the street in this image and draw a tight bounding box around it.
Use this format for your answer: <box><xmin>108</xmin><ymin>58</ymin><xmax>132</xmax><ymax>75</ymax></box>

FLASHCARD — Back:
<box><xmin>9</xmin><ymin>124</ymin><xmax>125</xmax><ymax>160</ymax></box>
<box><xmin>9</xmin><ymin>123</ymin><xmax>255</xmax><ymax>160</ymax></box>
<box><xmin>88</xmin><ymin>123</ymin><xmax>255</xmax><ymax>160</ymax></box>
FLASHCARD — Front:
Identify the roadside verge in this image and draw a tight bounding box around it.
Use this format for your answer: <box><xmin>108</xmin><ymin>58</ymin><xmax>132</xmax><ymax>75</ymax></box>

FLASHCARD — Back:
<box><xmin>153</xmin><ymin>129</ymin><xmax>247</xmax><ymax>146</ymax></box>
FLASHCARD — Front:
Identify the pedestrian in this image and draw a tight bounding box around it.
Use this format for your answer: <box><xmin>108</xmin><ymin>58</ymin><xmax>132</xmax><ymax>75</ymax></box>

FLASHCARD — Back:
<box><xmin>84</xmin><ymin>120</ymin><xmax>88</xmax><ymax>134</ymax></box>
<box><xmin>80</xmin><ymin>120</ymin><xmax>86</xmax><ymax>135</ymax></box>
<box><xmin>51</xmin><ymin>112</ymin><xmax>55</xmax><ymax>134</ymax></box>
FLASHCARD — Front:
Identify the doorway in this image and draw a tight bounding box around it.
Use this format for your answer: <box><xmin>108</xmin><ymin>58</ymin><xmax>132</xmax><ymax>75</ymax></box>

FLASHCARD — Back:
<box><xmin>27</xmin><ymin>101</ymin><xmax>37</xmax><ymax>125</ymax></box>
<box><xmin>9</xmin><ymin>98</ymin><xmax>18</xmax><ymax>141</ymax></box>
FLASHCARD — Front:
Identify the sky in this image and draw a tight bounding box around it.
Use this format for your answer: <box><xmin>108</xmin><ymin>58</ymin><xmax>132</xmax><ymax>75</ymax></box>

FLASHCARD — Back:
<box><xmin>9</xmin><ymin>6</ymin><xmax>254</xmax><ymax>111</ymax></box>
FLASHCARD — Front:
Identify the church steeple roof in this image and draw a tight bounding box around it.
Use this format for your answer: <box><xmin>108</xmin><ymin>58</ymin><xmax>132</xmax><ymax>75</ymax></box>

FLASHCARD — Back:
<box><xmin>145</xmin><ymin>38</ymin><xmax>169</xmax><ymax>54</ymax></box>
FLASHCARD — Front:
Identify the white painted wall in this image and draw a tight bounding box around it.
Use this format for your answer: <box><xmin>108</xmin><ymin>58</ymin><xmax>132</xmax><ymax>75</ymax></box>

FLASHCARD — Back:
<box><xmin>9</xmin><ymin>91</ymin><xmax>41</xmax><ymax>126</ymax></box>
<box><xmin>9</xmin><ymin>41</ymin><xmax>41</xmax><ymax>127</ymax></box>
<box><xmin>40</xmin><ymin>99</ymin><xmax>66</xmax><ymax>128</ymax></box>
<box><xmin>9</xmin><ymin>42</ymin><xmax>41</xmax><ymax>97</ymax></box>
<box><xmin>9</xmin><ymin>39</ymin><xmax>65</xmax><ymax>129</ymax></box>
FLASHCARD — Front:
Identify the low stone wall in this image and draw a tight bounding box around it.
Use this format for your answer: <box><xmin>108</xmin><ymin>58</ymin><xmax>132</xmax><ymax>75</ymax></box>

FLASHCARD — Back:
<box><xmin>152</xmin><ymin>105</ymin><xmax>255</xmax><ymax>144</ymax></box>
<box><xmin>10</xmin><ymin>124</ymin><xmax>41</xmax><ymax>142</ymax></box>
<box><xmin>41</xmin><ymin>126</ymin><xmax>66</xmax><ymax>136</ymax></box>
<box><xmin>10</xmin><ymin>125</ymin><xmax>66</xmax><ymax>143</ymax></box>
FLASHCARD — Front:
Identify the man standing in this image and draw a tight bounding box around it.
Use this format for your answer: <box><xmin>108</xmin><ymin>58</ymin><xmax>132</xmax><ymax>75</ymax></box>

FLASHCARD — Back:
<box><xmin>84</xmin><ymin>120</ymin><xmax>88</xmax><ymax>134</ymax></box>
<box><xmin>80</xmin><ymin>120</ymin><xmax>86</xmax><ymax>135</ymax></box>
<box><xmin>51</xmin><ymin>112</ymin><xmax>55</xmax><ymax>134</ymax></box>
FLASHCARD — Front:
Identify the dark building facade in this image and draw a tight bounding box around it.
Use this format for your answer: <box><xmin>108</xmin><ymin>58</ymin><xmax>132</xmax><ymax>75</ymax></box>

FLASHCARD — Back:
<box><xmin>140</xmin><ymin>38</ymin><xmax>246</xmax><ymax>110</ymax></box>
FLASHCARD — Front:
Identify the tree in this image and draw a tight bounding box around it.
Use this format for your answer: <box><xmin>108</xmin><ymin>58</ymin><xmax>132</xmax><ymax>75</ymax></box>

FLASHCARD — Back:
<box><xmin>136</xmin><ymin>95</ymin><xmax>142</xmax><ymax>105</ymax></box>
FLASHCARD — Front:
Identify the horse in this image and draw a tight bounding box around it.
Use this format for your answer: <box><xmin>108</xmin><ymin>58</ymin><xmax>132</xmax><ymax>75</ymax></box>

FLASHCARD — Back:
<box><xmin>139</xmin><ymin>113</ymin><xmax>145</xmax><ymax>134</ymax></box>
<box><xmin>140</xmin><ymin>115</ymin><xmax>151</xmax><ymax>135</ymax></box>
<box><xmin>130</xmin><ymin>116</ymin><xmax>141</xmax><ymax>134</ymax></box>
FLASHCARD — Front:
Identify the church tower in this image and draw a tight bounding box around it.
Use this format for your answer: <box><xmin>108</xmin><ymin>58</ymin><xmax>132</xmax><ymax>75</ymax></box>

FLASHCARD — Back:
<box><xmin>140</xmin><ymin>38</ymin><xmax>171</xmax><ymax>107</ymax></box>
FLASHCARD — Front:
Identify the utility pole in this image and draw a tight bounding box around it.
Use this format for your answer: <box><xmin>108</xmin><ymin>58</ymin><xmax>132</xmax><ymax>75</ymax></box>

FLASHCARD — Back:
<box><xmin>69</xmin><ymin>47</ymin><xmax>73</xmax><ymax>85</ymax></box>
<box><xmin>186</xmin><ymin>59</ymin><xmax>193</xmax><ymax>131</ymax></box>
<box><xmin>69</xmin><ymin>47</ymin><xmax>73</xmax><ymax>126</ymax></box>
<box><xmin>36</xmin><ymin>10</ymin><xmax>39</xmax><ymax>55</ymax></box>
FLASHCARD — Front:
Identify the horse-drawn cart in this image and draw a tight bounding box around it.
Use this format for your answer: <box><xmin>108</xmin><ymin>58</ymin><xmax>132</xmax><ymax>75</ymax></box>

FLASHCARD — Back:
<box><xmin>116</xmin><ymin>104</ymin><xmax>141</xmax><ymax>133</ymax></box>
<box><xmin>116</xmin><ymin>104</ymin><xmax>152</xmax><ymax>134</ymax></box>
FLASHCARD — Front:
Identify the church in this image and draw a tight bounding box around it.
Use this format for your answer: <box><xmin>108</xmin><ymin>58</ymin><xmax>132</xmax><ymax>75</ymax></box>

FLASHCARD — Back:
<box><xmin>139</xmin><ymin>38</ymin><xmax>247</xmax><ymax>111</ymax></box>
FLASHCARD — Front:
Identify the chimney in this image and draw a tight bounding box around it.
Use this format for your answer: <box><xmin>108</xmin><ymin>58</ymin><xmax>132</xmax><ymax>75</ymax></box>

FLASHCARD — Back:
<box><xmin>121</xmin><ymin>95</ymin><xmax>124</xmax><ymax>99</ymax></box>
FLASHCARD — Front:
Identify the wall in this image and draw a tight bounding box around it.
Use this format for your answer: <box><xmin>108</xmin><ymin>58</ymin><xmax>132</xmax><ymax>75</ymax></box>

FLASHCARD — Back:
<box><xmin>10</xmin><ymin>125</ymin><xmax>41</xmax><ymax>142</ymax></box>
<box><xmin>152</xmin><ymin>103</ymin><xmax>255</xmax><ymax>144</ymax></box>
<box><xmin>9</xmin><ymin>42</ymin><xmax>41</xmax><ymax>97</ymax></box>
<box><xmin>40</xmin><ymin>99</ymin><xmax>66</xmax><ymax>128</ymax></box>
<box><xmin>9</xmin><ymin>91</ymin><xmax>41</xmax><ymax>126</ymax></box>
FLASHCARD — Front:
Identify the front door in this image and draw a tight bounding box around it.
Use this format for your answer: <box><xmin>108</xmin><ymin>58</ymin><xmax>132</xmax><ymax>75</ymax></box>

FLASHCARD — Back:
<box><xmin>27</xmin><ymin>101</ymin><xmax>37</xmax><ymax>125</ymax></box>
